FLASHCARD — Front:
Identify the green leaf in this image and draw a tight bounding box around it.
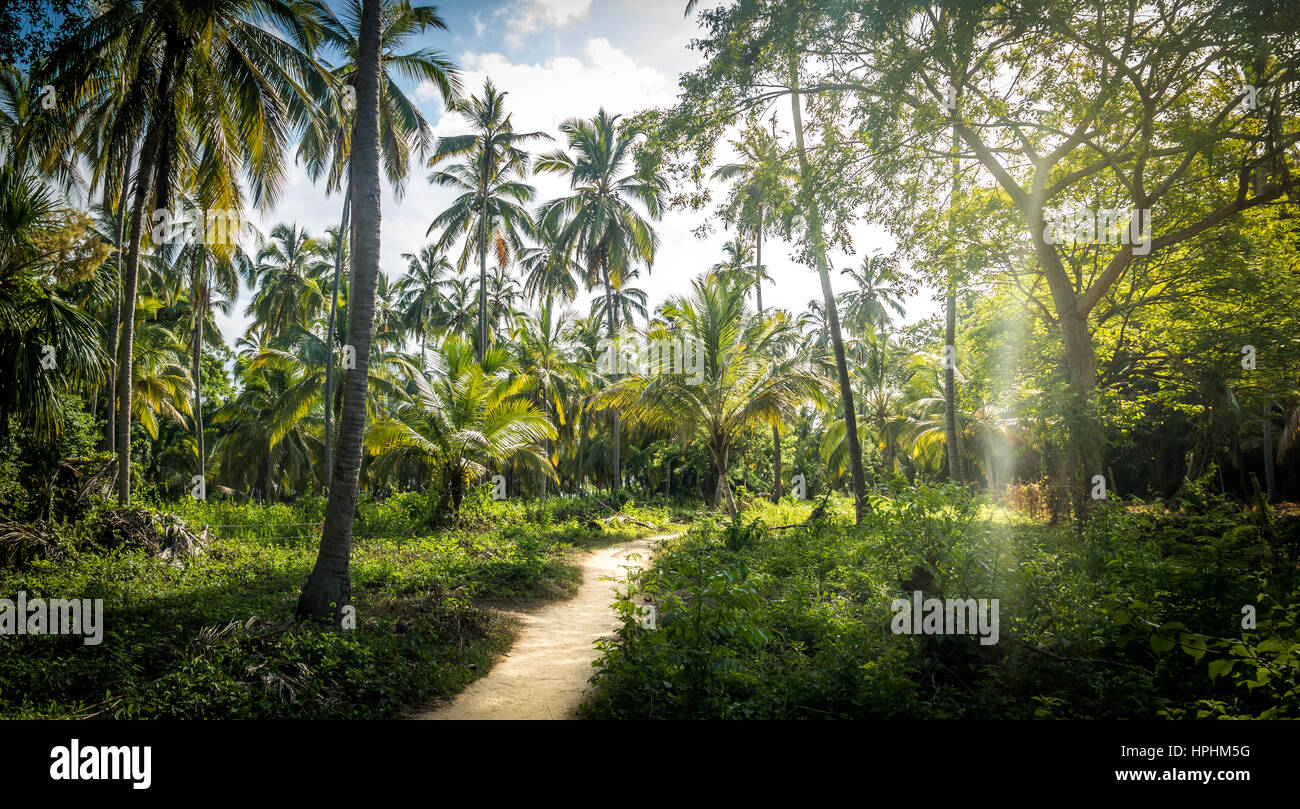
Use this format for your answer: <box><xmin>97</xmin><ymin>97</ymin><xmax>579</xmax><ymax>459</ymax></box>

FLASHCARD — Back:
<box><xmin>1150</xmin><ymin>634</ymin><xmax>1175</xmax><ymax>654</ymax></box>
<box><xmin>1180</xmin><ymin>633</ymin><xmax>1207</xmax><ymax>661</ymax></box>
<box><xmin>1207</xmin><ymin>658</ymin><xmax>1234</xmax><ymax>681</ymax></box>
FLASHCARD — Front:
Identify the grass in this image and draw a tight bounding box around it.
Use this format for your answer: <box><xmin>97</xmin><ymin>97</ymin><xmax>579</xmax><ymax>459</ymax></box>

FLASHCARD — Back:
<box><xmin>582</xmin><ymin>484</ymin><xmax>1300</xmax><ymax>719</ymax></box>
<box><xmin>0</xmin><ymin>492</ymin><xmax>678</xmax><ymax>719</ymax></box>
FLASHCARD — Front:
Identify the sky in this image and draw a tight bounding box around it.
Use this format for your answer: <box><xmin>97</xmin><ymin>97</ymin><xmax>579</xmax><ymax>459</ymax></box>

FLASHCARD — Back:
<box><xmin>218</xmin><ymin>0</ymin><xmax>941</xmax><ymax>346</ymax></box>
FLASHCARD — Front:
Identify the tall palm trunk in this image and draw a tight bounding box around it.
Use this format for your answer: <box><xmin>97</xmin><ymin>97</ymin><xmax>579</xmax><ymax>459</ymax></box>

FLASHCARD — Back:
<box><xmin>755</xmin><ymin>213</ymin><xmax>783</xmax><ymax>502</ymax></box>
<box><xmin>944</xmin><ymin>100</ymin><xmax>964</xmax><ymax>483</ymax></box>
<box><xmin>601</xmin><ymin>251</ymin><xmax>621</xmax><ymax>492</ymax></box>
<box><xmin>1263</xmin><ymin>398</ymin><xmax>1277</xmax><ymax>502</ymax></box>
<box><xmin>712</xmin><ymin>442</ymin><xmax>736</xmax><ymax>518</ymax></box>
<box><xmin>116</xmin><ymin>46</ymin><xmax>175</xmax><ymax>504</ymax></box>
<box><xmin>576</xmin><ymin>409</ymin><xmax>587</xmax><ymax>494</ymax></box>
<box><xmin>788</xmin><ymin>56</ymin><xmax>867</xmax><ymax>523</ymax></box>
<box><xmin>298</xmin><ymin>0</ymin><xmax>382</xmax><ymax>623</ymax></box>
<box><xmin>477</xmin><ymin>156</ymin><xmax>489</xmax><ymax>361</ymax></box>
<box><xmin>106</xmin><ymin>148</ymin><xmax>133</xmax><ymax>454</ymax></box>
<box><xmin>192</xmin><ymin>253</ymin><xmax>204</xmax><ymax>487</ymax></box>
<box><xmin>323</xmin><ymin>181</ymin><xmax>351</xmax><ymax>493</ymax></box>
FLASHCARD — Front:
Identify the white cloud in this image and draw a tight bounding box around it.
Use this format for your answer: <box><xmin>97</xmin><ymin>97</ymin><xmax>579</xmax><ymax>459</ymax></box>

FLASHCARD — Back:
<box><xmin>407</xmin><ymin>38</ymin><xmax>923</xmax><ymax>324</ymax></box>
<box><xmin>423</xmin><ymin>38</ymin><xmax>677</xmax><ymax>137</ymax></box>
<box><xmin>216</xmin><ymin>36</ymin><xmax>931</xmax><ymax>352</ymax></box>
<box><xmin>497</xmin><ymin>0</ymin><xmax>593</xmax><ymax>47</ymax></box>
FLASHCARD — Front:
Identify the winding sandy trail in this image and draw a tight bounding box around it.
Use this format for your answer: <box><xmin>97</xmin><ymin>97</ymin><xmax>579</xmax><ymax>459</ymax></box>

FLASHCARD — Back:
<box><xmin>415</xmin><ymin>534</ymin><xmax>669</xmax><ymax>720</ymax></box>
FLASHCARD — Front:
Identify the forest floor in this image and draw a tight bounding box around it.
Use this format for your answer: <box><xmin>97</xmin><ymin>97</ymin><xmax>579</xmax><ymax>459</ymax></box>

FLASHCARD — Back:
<box><xmin>413</xmin><ymin>533</ymin><xmax>670</xmax><ymax>720</ymax></box>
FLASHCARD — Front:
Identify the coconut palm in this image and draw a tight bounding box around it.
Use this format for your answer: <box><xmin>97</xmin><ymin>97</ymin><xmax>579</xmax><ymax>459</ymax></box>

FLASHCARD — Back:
<box><xmin>839</xmin><ymin>253</ymin><xmax>908</xmax><ymax>337</ymax></box>
<box><xmin>427</xmin><ymin>79</ymin><xmax>545</xmax><ymax>360</ymax></box>
<box><xmin>39</xmin><ymin>0</ymin><xmax>333</xmax><ymax>504</ymax></box>
<box><xmin>395</xmin><ymin>244</ymin><xmax>452</xmax><ymax>368</ymax></box>
<box><xmin>441</xmin><ymin>276</ymin><xmax>477</xmax><ymax>339</ymax></box>
<box><xmin>536</xmin><ymin>110</ymin><xmax>665</xmax><ymax>335</ymax></box>
<box><xmin>160</xmin><ymin>218</ymin><xmax>247</xmax><ymax>487</ymax></box>
<box><xmin>710</xmin><ymin>120</ymin><xmax>790</xmax><ymax>313</ymax></box>
<box><xmin>295</xmin><ymin>0</ymin><xmax>460</xmax><ymax>488</ymax></box>
<box><xmin>594</xmin><ymin>274</ymin><xmax>827</xmax><ymax>517</ymax></box>
<box><xmin>536</xmin><ymin>110</ymin><xmax>666</xmax><ymax>490</ymax></box>
<box><xmin>712</xmin><ymin>122</ymin><xmax>791</xmax><ymax>502</ymax></box>
<box><xmin>244</xmin><ymin>223</ymin><xmax>325</xmax><ymax>341</ymax></box>
<box><xmin>709</xmin><ymin>236</ymin><xmax>754</xmax><ymax>284</ymax></box>
<box><xmin>589</xmin><ymin>267</ymin><xmax>648</xmax><ymax>329</ymax></box>
<box><xmin>366</xmin><ymin>336</ymin><xmax>556</xmax><ymax>511</ymax></box>
<box><xmin>0</xmin><ymin>165</ymin><xmax>112</xmax><ymax>443</ymax></box>
<box><xmin>511</xmin><ymin>297</ymin><xmax>581</xmax><ymax>495</ymax></box>
<box><xmin>300</xmin><ymin>0</ymin><xmax>385</xmax><ymax>623</ymax></box>
<box><xmin>519</xmin><ymin>213</ymin><xmax>580</xmax><ymax>303</ymax></box>
<box><xmin>485</xmin><ymin>262</ymin><xmax>522</xmax><ymax>336</ymax></box>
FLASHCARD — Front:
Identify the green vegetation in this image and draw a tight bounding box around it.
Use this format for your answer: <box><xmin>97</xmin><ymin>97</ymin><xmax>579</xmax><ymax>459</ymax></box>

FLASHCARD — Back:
<box><xmin>0</xmin><ymin>0</ymin><xmax>1296</xmax><ymax>720</ymax></box>
<box><xmin>1</xmin><ymin>493</ymin><xmax>674</xmax><ymax>718</ymax></box>
<box><xmin>586</xmin><ymin>487</ymin><xmax>1299</xmax><ymax>719</ymax></box>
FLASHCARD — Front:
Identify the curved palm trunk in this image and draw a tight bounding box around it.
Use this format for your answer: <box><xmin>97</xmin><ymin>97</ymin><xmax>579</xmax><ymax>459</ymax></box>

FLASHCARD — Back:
<box><xmin>323</xmin><ymin>182</ymin><xmax>351</xmax><ymax>493</ymax></box>
<box><xmin>788</xmin><ymin>57</ymin><xmax>867</xmax><ymax>524</ymax></box>
<box><xmin>1263</xmin><ymin>398</ymin><xmax>1277</xmax><ymax>502</ymax></box>
<box><xmin>755</xmin><ymin>214</ymin><xmax>783</xmax><ymax>503</ymax></box>
<box><xmin>106</xmin><ymin>148</ymin><xmax>133</xmax><ymax>454</ymax></box>
<box><xmin>944</xmin><ymin>116</ymin><xmax>964</xmax><ymax>484</ymax></box>
<box><xmin>601</xmin><ymin>253</ymin><xmax>621</xmax><ymax>492</ymax></box>
<box><xmin>298</xmin><ymin>0</ymin><xmax>382</xmax><ymax>623</ymax></box>
<box><xmin>116</xmin><ymin>86</ymin><xmax>170</xmax><ymax>503</ymax></box>
<box><xmin>192</xmin><ymin>254</ymin><xmax>205</xmax><ymax>487</ymax></box>
<box><xmin>477</xmin><ymin>159</ymin><xmax>489</xmax><ymax>361</ymax></box>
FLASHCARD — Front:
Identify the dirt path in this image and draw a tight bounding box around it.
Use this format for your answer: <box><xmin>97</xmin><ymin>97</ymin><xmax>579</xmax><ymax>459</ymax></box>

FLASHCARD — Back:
<box><xmin>414</xmin><ymin>533</ymin><xmax>670</xmax><ymax>720</ymax></box>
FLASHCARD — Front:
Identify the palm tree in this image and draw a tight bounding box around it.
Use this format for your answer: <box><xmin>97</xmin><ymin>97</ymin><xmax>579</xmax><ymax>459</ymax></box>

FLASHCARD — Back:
<box><xmin>589</xmin><ymin>266</ymin><xmax>648</xmax><ymax>329</ymax></box>
<box><xmin>39</xmin><ymin>0</ymin><xmax>332</xmax><ymax>504</ymax></box>
<box><xmin>296</xmin><ymin>0</ymin><xmax>460</xmax><ymax>490</ymax></box>
<box><xmin>427</xmin><ymin>79</ymin><xmax>545</xmax><ymax>360</ymax></box>
<box><xmin>822</xmin><ymin>329</ymin><xmax>913</xmax><ymax>481</ymax></box>
<box><xmin>839</xmin><ymin>253</ymin><xmax>907</xmax><ymax>337</ymax></box>
<box><xmin>366</xmin><ymin>336</ymin><xmax>556</xmax><ymax>511</ymax></box>
<box><xmin>708</xmin><ymin>236</ymin><xmax>753</xmax><ymax>283</ymax></box>
<box><xmin>244</xmin><ymin>223</ymin><xmax>325</xmax><ymax>341</ymax></box>
<box><xmin>485</xmin><ymin>262</ymin><xmax>522</xmax><ymax>335</ymax></box>
<box><xmin>0</xmin><ymin>165</ymin><xmax>111</xmax><ymax>443</ymax></box>
<box><xmin>568</xmin><ymin>314</ymin><xmax>610</xmax><ymax>492</ymax></box>
<box><xmin>710</xmin><ymin>119</ymin><xmax>790</xmax><ymax>313</ymax></box>
<box><xmin>216</xmin><ymin>321</ymin><xmax>411</xmax><ymax>498</ymax></box>
<box><xmin>710</xmin><ymin>121</ymin><xmax>792</xmax><ymax>501</ymax></box>
<box><xmin>519</xmin><ymin>213</ymin><xmax>580</xmax><ymax>303</ymax></box>
<box><xmin>298</xmin><ymin>0</ymin><xmax>459</xmax><ymax>195</ymax></box>
<box><xmin>786</xmin><ymin>54</ymin><xmax>869</xmax><ymax>522</ymax></box>
<box><xmin>395</xmin><ymin>244</ymin><xmax>451</xmax><ymax>368</ymax></box>
<box><xmin>536</xmin><ymin>109</ymin><xmax>667</xmax><ymax>490</ymax></box>
<box><xmin>162</xmin><ymin>219</ymin><xmax>246</xmax><ymax>489</ymax></box>
<box><xmin>212</xmin><ymin>342</ymin><xmax>321</xmax><ymax>501</ymax></box>
<box><xmin>441</xmin><ymin>276</ymin><xmax>477</xmax><ymax>339</ymax></box>
<box><xmin>299</xmin><ymin>0</ymin><xmax>384</xmax><ymax>624</ymax></box>
<box><xmin>511</xmin><ymin>298</ymin><xmax>581</xmax><ymax>495</ymax></box>
<box><xmin>127</xmin><ymin>319</ymin><xmax>194</xmax><ymax>447</ymax></box>
<box><xmin>594</xmin><ymin>275</ymin><xmax>827</xmax><ymax>517</ymax></box>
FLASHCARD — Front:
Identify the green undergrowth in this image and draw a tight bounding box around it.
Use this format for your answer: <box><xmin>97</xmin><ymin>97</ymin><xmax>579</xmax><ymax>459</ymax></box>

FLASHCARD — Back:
<box><xmin>0</xmin><ymin>491</ymin><xmax>676</xmax><ymax>719</ymax></box>
<box><xmin>583</xmin><ymin>482</ymin><xmax>1299</xmax><ymax>719</ymax></box>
